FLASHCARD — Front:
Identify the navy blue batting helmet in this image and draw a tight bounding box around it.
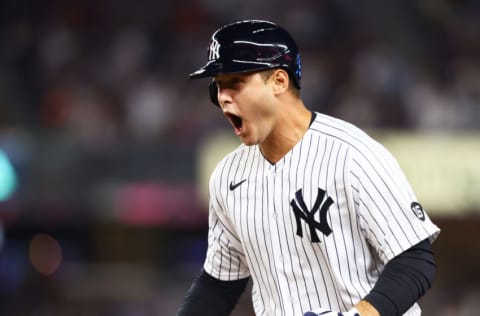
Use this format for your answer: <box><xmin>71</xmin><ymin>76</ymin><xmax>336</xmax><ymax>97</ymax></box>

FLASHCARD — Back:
<box><xmin>189</xmin><ymin>20</ymin><xmax>302</xmax><ymax>89</ymax></box>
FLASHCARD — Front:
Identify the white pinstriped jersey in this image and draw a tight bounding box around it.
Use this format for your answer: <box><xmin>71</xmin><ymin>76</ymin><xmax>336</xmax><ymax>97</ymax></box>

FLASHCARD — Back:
<box><xmin>204</xmin><ymin>112</ymin><xmax>440</xmax><ymax>316</ymax></box>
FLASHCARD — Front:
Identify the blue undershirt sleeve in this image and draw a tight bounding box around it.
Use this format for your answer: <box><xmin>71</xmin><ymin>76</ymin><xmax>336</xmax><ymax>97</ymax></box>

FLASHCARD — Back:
<box><xmin>176</xmin><ymin>268</ymin><xmax>250</xmax><ymax>316</ymax></box>
<box><xmin>363</xmin><ymin>239</ymin><xmax>436</xmax><ymax>316</ymax></box>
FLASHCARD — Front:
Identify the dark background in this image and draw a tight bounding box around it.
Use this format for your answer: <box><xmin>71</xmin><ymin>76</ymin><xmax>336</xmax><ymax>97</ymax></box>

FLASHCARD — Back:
<box><xmin>0</xmin><ymin>0</ymin><xmax>479</xmax><ymax>315</ymax></box>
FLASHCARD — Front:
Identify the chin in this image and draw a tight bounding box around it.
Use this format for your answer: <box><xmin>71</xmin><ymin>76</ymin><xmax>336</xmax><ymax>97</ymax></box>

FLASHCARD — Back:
<box><xmin>241</xmin><ymin>140</ymin><xmax>256</xmax><ymax>146</ymax></box>
<box><xmin>240</xmin><ymin>136</ymin><xmax>258</xmax><ymax>147</ymax></box>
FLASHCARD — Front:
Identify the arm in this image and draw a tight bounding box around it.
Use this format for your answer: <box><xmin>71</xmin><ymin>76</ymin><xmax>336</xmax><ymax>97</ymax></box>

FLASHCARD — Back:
<box><xmin>177</xmin><ymin>268</ymin><xmax>250</xmax><ymax>316</ymax></box>
<box><xmin>345</xmin><ymin>141</ymin><xmax>440</xmax><ymax>315</ymax></box>
<box><xmin>357</xmin><ymin>238</ymin><xmax>436</xmax><ymax>316</ymax></box>
<box><xmin>305</xmin><ymin>239</ymin><xmax>436</xmax><ymax>316</ymax></box>
<box><xmin>179</xmin><ymin>161</ymin><xmax>251</xmax><ymax>316</ymax></box>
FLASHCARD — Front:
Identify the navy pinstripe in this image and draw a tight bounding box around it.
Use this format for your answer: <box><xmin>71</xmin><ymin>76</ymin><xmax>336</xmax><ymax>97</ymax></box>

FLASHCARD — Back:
<box><xmin>203</xmin><ymin>112</ymin><xmax>440</xmax><ymax>316</ymax></box>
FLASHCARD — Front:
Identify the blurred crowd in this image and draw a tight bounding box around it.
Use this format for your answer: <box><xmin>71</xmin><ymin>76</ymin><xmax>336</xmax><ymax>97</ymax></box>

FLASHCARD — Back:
<box><xmin>0</xmin><ymin>0</ymin><xmax>479</xmax><ymax>213</ymax></box>
<box><xmin>1</xmin><ymin>0</ymin><xmax>480</xmax><ymax>140</ymax></box>
<box><xmin>0</xmin><ymin>0</ymin><xmax>479</xmax><ymax>315</ymax></box>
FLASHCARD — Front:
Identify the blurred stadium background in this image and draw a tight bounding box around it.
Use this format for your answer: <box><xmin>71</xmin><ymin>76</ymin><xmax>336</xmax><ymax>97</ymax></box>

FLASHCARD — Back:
<box><xmin>0</xmin><ymin>0</ymin><xmax>479</xmax><ymax>315</ymax></box>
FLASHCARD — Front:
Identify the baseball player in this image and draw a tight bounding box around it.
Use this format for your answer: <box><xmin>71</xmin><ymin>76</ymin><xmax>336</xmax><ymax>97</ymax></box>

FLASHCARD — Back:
<box><xmin>177</xmin><ymin>20</ymin><xmax>440</xmax><ymax>316</ymax></box>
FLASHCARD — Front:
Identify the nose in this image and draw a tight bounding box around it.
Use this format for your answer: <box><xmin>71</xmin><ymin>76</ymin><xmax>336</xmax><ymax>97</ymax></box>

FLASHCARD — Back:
<box><xmin>217</xmin><ymin>86</ymin><xmax>232</xmax><ymax>108</ymax></box>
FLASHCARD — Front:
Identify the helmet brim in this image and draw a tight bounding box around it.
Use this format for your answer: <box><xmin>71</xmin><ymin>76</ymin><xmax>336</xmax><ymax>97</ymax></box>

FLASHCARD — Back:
<box><xmin>189</xmin><ymin>59</ymin><xmax>280</xmax><ymax>79</ymax></box>
<box><xmin>189</xmin><ymin>61</ymin><xmax>218</xmax><ymax>79</ymax></box>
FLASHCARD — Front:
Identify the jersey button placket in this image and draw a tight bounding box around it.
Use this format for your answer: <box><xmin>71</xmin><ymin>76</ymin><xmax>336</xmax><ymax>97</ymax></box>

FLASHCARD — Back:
<box><xmin>267</xmin><ymin>169</ymin><xmax>285</xmax><ymax>314</ymax></box>
<box><xmin>270</xmin><ymin>168</ymin><xmax>294</xmax><ymax>315</ymax></box>
<box><xmin>269</xmin><ymin>299</ymin><xmax>275</xmax><ymax>313</ymax></box>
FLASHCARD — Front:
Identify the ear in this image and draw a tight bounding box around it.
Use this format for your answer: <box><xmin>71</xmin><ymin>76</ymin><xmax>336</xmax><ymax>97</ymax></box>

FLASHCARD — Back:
<box><xmin>271</xmin><ymin>69</ymin><xmax>290</xmax><ymax>94</ymax></box>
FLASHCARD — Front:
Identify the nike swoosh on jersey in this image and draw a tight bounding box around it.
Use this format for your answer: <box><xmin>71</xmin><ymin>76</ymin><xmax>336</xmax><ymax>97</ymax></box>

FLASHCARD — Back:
<box><xmin>229</xmin><ymin>179</ymin><xmax>247</xmax><ymax>191</ymax></box>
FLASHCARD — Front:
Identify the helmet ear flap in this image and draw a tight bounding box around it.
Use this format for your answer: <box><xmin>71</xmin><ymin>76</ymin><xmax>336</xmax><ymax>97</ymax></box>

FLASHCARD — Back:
<box><xmin>209</xmin><ymin>79</ymin><xmax>220</xmax><ymax>107</ymax></box>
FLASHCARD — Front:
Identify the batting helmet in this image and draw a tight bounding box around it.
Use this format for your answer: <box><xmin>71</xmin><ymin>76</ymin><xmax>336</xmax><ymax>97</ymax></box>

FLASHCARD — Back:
<box><xmin>189</xmin><ymin>20</ymin><xmax>302</xmax><ymax>106</ymax></box>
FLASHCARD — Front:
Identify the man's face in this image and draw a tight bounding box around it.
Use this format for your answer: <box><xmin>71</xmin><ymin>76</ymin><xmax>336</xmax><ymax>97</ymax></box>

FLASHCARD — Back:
<box><xmin>214</xmin><ymin>71</ymin><xmax>279</xmax><ymax>146</ymax></box>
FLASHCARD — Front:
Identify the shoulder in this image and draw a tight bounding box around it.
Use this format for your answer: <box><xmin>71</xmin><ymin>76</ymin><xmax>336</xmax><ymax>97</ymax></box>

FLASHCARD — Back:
<box><xmin>310</xmin><ymin>113</ymin><xmax>409</xmax><ymax>188</ymax></box>
<box><xmin>310</xmin><ymin>112</ymin><xmax>371</xmax><ymax>143</ymax></box>
<box><xmin>309</xmin><ymin>112</ymin><xmax>391</xmax><ymax>160</ymax></box>
<box><xmin>210</xmin><ymin>143</ymin><xmax>253</xmax><ymax>183</ymax></box>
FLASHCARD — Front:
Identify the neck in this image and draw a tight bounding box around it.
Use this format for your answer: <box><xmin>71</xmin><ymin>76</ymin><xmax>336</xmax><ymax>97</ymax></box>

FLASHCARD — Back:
<box><xmin>260</xmin><ymin>102</ymin><xmax>312</xmax><ymax>164</ymax></box>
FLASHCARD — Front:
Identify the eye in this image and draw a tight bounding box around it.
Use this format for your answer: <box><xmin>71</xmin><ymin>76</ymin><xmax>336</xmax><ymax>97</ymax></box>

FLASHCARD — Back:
<box><xmin>215</xmin><ymin>75</ymin><xmax>245</xmax><ymax>90</ymax></box>
<box><xmin>231</xmin><ymin>77</ymin><xmax>242</xmax><ymax>84</ymax></box>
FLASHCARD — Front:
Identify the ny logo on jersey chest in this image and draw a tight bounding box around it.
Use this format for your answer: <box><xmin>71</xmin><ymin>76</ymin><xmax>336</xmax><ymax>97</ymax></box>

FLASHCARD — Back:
<box><xmin>290</xmin><ymin>188</ymin><xmax>333</xmax><ymax>243</ymax></box>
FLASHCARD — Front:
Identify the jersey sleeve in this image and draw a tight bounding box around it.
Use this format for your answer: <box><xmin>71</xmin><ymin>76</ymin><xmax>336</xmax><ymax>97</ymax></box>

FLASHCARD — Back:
<box><xmin>348</xmin><ymin>140</ymin><xmax>440</xmax><ymax>263</ymax></box>
<box><xmin>203</xmin><ymin>163</ymin><xmax>250</xmax><ymax>281</ymax></box>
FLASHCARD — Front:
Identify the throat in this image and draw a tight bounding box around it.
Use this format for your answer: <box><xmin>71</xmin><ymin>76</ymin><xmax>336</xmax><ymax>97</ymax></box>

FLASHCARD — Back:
<box><xmin>259</xmin><ymin>112</ymin><xmax>315</xmax><ymax>164</ymax></box>
<box><xmin>260</xmin><ymin>109</ymin><xmax>313</xmax><ymax>164</ymax></box>
<box><xmin>259</xmin><ymin>137</ymin><xmax>298</xmax><ymax>165</ymax></box>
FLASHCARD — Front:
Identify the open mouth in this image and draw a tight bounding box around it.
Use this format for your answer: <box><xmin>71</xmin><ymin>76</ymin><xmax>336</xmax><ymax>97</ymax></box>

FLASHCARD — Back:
<box><xmin>225</xmin><ymin>112</ymin><xmax>243</xmax><ymax>134</ymax></box>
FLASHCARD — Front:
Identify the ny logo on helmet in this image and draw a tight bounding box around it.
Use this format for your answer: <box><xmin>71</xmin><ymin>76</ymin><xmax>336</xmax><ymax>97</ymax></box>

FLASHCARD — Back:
<box><xmin>209</xmin><ymin>38</ymin><xmax>220</xmax><ymax>61</ymax></box>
